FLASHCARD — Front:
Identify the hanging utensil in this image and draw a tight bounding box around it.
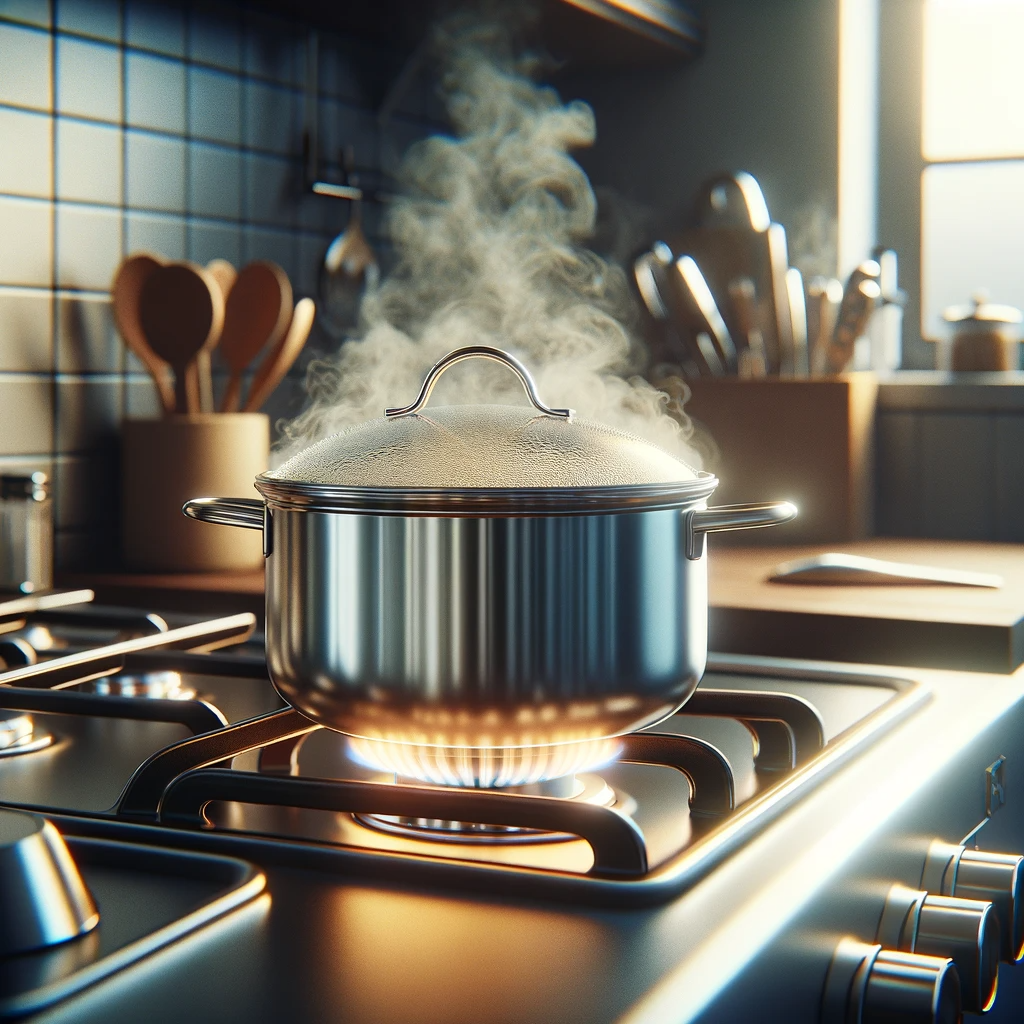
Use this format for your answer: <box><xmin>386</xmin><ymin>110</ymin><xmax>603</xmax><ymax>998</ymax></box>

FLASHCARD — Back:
<box><xmin>112</xmin><ymin>253</ymin><xmax>175</xmax><ymax>415</ymax></box>
<box><xmin>219</xmin><ymin>261</ymin><xmax>293</xmax><ymax>413</ymax></box>
<box><xmin>138</xmin><ymin>263</ymin><xmax>225</xmax><ymax>415</ymax></box>
<box><xmin>244</xmin><ymin>298</ymin><xmax>316</xmax><ymax>413</ymax></box>
<box><xmin>319</xmin><ymin>189</ymin><xmax>379</xmax><ymax>337</ymax></box>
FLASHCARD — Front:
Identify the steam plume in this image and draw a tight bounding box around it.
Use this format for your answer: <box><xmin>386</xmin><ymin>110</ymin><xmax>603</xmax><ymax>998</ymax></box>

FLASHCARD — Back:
<box><xmin>280</xmin><ymin>18</ymin><xmax>698</xmax><ymax>464</ymax></box>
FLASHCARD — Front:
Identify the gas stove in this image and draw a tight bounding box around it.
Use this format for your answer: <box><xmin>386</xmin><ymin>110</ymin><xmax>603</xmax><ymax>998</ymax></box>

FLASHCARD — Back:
<box><xmin>2</xmin><ymin>590</ymin><xmax>1024</xmax><ymax>1022</ymax></box>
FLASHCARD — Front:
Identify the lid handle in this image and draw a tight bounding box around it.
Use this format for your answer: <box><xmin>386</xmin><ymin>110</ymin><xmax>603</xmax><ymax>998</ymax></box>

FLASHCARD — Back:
<box><xmin>385</xmin><ymin>346</ymin><xmax>573</xmax><ymax>420</ymax></box>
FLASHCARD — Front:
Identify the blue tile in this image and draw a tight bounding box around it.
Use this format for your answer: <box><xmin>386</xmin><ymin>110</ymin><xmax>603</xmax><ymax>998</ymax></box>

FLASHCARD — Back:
<box><xmin>318</xmin><ymin>34</ymin><xmax>370</xmax><ymax>104</ymax></box>
<box><xmin>0</xmin><ymin>287</ymin><xmax>53</xmax><ymax>371</ymax></box>
<box><xmin>188</xmin><ymin>218</ymin><xmax>242</xmax><ymax>269</ymax></box>
<box><xmin>56</xmin><ymin>36</ymin><xmax>120</xmax><ymax>122</ymax></box>
<box><xmin>56</xmin><ymin>293</ymin><xmax>120</xmax><ymax>372</ymax></box>
<box><xmin>0</xmin><ymin>107</ymin><xmax>52</xmax><ymax>198</ymax></box>
<box><xmin>319</xmin><ymin>98</ymin><xmax>378</xmax><ymax>173</ymax></box>
<box><xmin>245</xmin><ymin>226</ymin><xmax>296</xmax><ymax>282</ymax></box>
<box><xmin>188</xmin><ymin>66</ymin><xmax>241</xmax><ymax>145</ymax></box>
<box><xmin>56</xmin><ymin>118</ymin><xmax>121</xmax><ymax>205</ymax></box>
<box><xmin>0</xmin><ymin>0</ymin><xmax>50</xmax><ymax>29</ymax></box>
<box><xmin>0</xmin><ymin>197</ymin><xmax>52</xmax><ymax>286</ymax></box>
<box><xmin>55</xmin><ymin>0</ymin><xmax>120</xmax><ymax>41</ymax></box>
<box><xmin>244</xmin><ymin>153</ymin><xmax>295</xmax><ymax>228</ymax></box>
<box><xmin>125</xmin><ymin>372</ymin><xmax>165</xmax><ymax>417</ymax></box>
<box><xmin>126</xmin><ymin>131</ymin><xmax>185</xmax><ymax>212</ymax></box>
<box><xmin>188</xmin><ymin>142</ymin><xmax>241</xmax><ymax>220</ymax></box>
<box><xmin>244</xmin><ymin>79</ymin><xmax>299</xmax><ymax>155</ymax></box>
<box><xmin>125</xmin><ymin>210</ymin><xmax>185</xmax><ymax>259</ymax></box>
<box><xmin>295</xmin><ymin>232</ymin><xmax>328</xmax><ymax>299</ymax></box>
<box><xmin>244</xmin><ymin>10</ymin><xmax>295</xmax><ymax>85</ymax></box>
<box><xmin>189</xmin><ymin>2</ymin><xmax>241</xmax><ymax>71</ymax></box>
<box><xmin>55</xmin><ymin>375</ymin><xmax>123</xmax><ymax>453</ymax></box>
<box><xmin>125</xmin><ymin>51</ymin><xmax>185</xmax><ymax>134</ymax></box>
<box><xmin>56</xmin><ymin>203</ymin><xmax>122</xmax><ymax>290</ymax></box>
<box><xmin>0</xmin><ymin>22</ymin><xmax>52</xmax><ymax>110</ymax></box>
<box><xmin>125</xmin><ymin>0</ymin><xmax>184</xmax><ymax>57</ymax></box>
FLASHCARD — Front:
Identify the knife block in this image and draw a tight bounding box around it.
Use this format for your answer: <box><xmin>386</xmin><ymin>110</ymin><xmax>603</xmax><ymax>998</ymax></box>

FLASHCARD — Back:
<box><xmin>685</xmin><ymin>374</ymin><xmax>878</xmax><ymax>544</ymax></box>
<box><xmin>121</xmin><ymin>414</ymin><xmax>269</xmax><ymax>571</ymax></box>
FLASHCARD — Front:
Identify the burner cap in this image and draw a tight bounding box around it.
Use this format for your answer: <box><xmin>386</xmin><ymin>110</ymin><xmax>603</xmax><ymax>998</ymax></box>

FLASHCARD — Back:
<box><xmin>0</xmin><ymin>709</ymin><xmax>52</xmax><ymax>757</ymax></box>
<box><xmin>0</xmin><ymin>809</ymin><xmax>99</xmax><ymax>956</ymax></box>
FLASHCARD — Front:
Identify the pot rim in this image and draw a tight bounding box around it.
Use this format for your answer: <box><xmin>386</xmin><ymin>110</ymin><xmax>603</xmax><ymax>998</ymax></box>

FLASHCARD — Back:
<box><xmin>255</xmin><ymin>471</ymin><xmax>719</xmax><ymax>516</ymax></box>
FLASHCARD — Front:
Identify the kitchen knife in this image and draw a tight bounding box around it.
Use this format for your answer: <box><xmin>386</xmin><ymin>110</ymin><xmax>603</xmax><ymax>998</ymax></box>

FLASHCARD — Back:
<box><xmin>785</xmin><ymin>267</ymin><xmax>809</xmax><ymax>376</ymax></box>
<box><xmin>825</xmin><ymin>260</ymin><xmax>882</xmax><ymax>374</ymax></box>
<box><xmin>633</xmin><ymin>246</ymin><xmax>703</xmax><ymax>378</ymax></box>
<box><xmin>727</xmin><ymin>277</ymin><xmax>768</xmax><ymax>378</ymax></box>
<box><xmin>806</xmin><ymin>276</ymin><xmax>843</xmax><ymax>376</ymax></box>
<box><xmin>768</xmin><ymin>552</ymin><xmax>1003</xmax><ymax>588</ymax></box>
<box><xmin>675</xmin><ymin>255</ymin><xmax>736</xmax><ymax>374</ymax></box>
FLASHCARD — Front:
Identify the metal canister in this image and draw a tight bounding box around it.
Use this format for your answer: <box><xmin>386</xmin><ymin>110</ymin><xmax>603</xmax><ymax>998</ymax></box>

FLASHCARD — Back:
<box><xmin>0</xmin><ymin>472</ymin><xmax>52</xmax><ymax>594</ymax></box>
<box><xmin>944</xmin><ymin>293</ymin><xmax>1023</xmax><ymax>371</ymax></box>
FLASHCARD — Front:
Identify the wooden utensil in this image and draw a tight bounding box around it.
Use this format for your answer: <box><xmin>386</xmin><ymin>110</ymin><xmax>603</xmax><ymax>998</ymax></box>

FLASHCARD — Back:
<box><xmin>111</xmin><ymin>253</ymin><xmax>175</xmax><ymax>415</ymax></box>
<box><xmin>138</xmin><ymin>262</ymin><xmax>225</xmax><ymax>414</ymax></box>
<box><xmin>244</xmin><ymin>298</ymin><xmax>316</xmax><ymax>412</ymax></box>
<box><xmin>219</xmin><ymin>261</ymin><xmax>293</xmax><ymax>413</ymax></box>
<box><xmin>199</xmin><ymin>260</ymin><xmax>238</xmax><ymax>413</ymax></box>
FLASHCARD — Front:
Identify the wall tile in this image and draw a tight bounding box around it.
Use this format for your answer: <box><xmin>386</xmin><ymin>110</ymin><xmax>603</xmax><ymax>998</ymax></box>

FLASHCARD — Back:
<box><xmin>0</xmin><ymin>197</ymin><xmax>52</xmax><ymax>286</ymax></box>
<box><xmin>55</xmin><ymin>452</ymin><xmax>117</xmax><ymax>528</ymax></box>
<box><xmin>245</xmin><ymin>153</ymin><xmax>294</xmax><ymax>228</ymax></box>
<box><xmin>244</xmin><ymin>11</ymin><xmax>296</xmax><ymax>85</ymax></box>
<box><xmin>56</xmin><ymin>118</ymin><xmax>121</xmax><ymax>205</ymax></box>
<box><xmin>188</xmin><ymin>219</ymin><xmax>242</xmax><ymax>269</ymax></box>
<box><xmin>188</xmin><ymin>142</ymin><xmax>241</xmax><ymax>220</ymax></box>
<box><xmin>189</xmin><ymin>3</ymin><xmax>241</xmax><ymax>72</ymax></box>
<box><xmin>55</xmin><ymin>0</ymin><xmax>120</xmax><ymax>42</ymax></box>
<box><xmin>0</xmin><ymin>107</ymin><xmax>51</xmax><ymax>197</ymax></box>
<box><xmin>0</xmin><ymin>375</ymin><xmax>53</xmax><ymax>454</ymax></box>
<box><xmin>56</xmin><ymin>527</ymin><xmax>115</xmax><ymax>571</ymax></box>
<box><xmin>56</xmin><ymin>204</ymin><xmax>121</xmax><ymax>290</ymax></box>
<box><xmin>125</xmin><ymin>0</ymin><xmax>185</xmax><ymax>57</ymax></box>
<box><xmin>188</xmin><ymin>66</ymin><xmax>241</xmax><ymax>145</ymax></box>
<box><xmin>125</xmin><ymin>51</ymin><xmax>185</xmax><ymax>134</ymax></box>
<box><xmin>319</xmin><ymin>99</ymin><xmax>377</xmax><ymax>173</ymax></box>
<box><xmin>245</xmin><ymin>226</ymin><xmax>295</xmax><ymax>283</ymax></box>
<box><xmin>125</xmin><ymin>373</ymin><xmax>164</xmax><ymax>417</ymax></box>
<box><xmin>0</xmin><ymin>0</ymin><xmax>51</xmax><ymax>29</ymax></box>
<box><xmin>126</xmin><ymin>131</ymin><xmax>185</xmax><ymax>212</ymax></box>
<box><xmin>55</xmin><ymin>375</ymin><xmax>122</xmax><ymax>452</ymax></box>
<box><xmin>295</xmin><ymin>232</ymin><xmax>327</xmax><ymax>298</ymax></box>
<box><xmin>0</xmin><ymin>288</ymin><xmax>52</xmax><ymax>371</ymax></box>
<box><xmin>244</xmin><ymin>79</ymin><xmax>299</xmax><ymax>155</ymax></box>
<box><xmin>56</xmin><ymin>293</ymin><xmax>120</xmax><ymax>373</ymax></box>
<box><xmin>125</xmin><ymin>210</ymin><xmax>185</xmax><ymax>260</ymax></box>
<box><xmin>0</xmin><ymin>22</ymin><xmax>51</xmax><ymax>110</ymax></box>
<box><xmin>56</xmin><ymin>36</ymin><xmax>120</xmax><ymax>122</ymax></box>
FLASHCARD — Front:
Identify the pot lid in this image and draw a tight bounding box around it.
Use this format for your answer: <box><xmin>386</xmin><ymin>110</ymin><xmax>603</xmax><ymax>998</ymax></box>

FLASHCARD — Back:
<box><xmin>262</xmin><ymin>347</ymin><xmax>710</xmax><ymax>514</ymax></box>
<box><xmin>943</xmin><ymin>292</ymin><xmax>1023</xmax><ymax>325</ymax></box>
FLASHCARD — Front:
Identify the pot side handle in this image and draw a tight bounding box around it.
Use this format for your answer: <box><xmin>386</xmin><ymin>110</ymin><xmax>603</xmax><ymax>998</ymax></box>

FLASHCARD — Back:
<box><xmin>686</xmin><ymin>501</ymin><xmax>797</xmax><ymax>560</ymax></box>
<box><xmin>183</xmin><ymin>497</ymin><xmax>265</xmax><ymax>530</ymax></box>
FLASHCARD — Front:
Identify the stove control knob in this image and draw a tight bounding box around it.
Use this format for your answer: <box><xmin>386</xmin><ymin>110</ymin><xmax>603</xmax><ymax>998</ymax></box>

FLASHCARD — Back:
<box><xmin>878</xmin><ymin>884</ymin><xmax>999</xmax><ymax>1014</ymax></box>
<box><xmin>822</xmin><ymin>937</ymin><xmax>961</xmax><ymax>1024</ymax></box>
<box><xmin>0</xmin><ymin>808</ymin><xmax>99</xmax><ymax>956</ymax></box>
<box><xmin>923</xmin><ymin>840</ymin><xmax>1023</xmax><ymax>963</ymax></box>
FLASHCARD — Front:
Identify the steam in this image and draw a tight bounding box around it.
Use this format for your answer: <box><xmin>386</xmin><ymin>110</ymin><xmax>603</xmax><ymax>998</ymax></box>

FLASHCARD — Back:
<box><xmin>280</xmin><ymin>18</ymin><xmax>698</xmax><ymax>465</ymax></box>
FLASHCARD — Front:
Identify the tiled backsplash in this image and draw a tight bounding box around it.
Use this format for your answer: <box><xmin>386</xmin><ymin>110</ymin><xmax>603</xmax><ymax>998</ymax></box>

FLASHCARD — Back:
<box><xmin>0</xmin><ymin>0</ymin><xmax>435</xmax><ymax>570</ymax></box>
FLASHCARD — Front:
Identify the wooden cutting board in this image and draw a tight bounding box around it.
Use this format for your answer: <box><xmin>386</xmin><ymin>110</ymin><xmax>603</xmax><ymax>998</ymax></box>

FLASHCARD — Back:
<box><xmin>709</xmin><ymin>539</ymin><xmax>1024</xmax><ymax>674</ymax></box>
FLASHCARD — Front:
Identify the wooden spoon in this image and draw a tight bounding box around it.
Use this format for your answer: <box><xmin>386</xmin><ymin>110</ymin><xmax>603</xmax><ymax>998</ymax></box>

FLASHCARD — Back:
<box><xmin>138</xmin><ymin>263</ymin><xmax>225</xmax><ymax>415</ymax></box>
<box><xmin>111</xmin><ymin>253</ymin><xmax>175</xmax><ymax>415</ymax></box>
<box><xmin>219</xmin><ymin>261</ymin><xmax>293</xmax><ymax>413</ymax></box>
<box><xmin>244</xmin><ymin>298</ymin><xmax>316</xmax><ymax>412</ymax></box>
<box><xmin>200</xmin><ymin>260</ymin><xmax>238</xmax><ymax>413</ymax></box>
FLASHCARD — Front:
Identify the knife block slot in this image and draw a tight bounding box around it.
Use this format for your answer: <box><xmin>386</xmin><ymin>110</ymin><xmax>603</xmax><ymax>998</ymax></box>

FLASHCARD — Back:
<box><xmin>685</xmin><ymin>374</ymin><xmax>878</xmax><ymax>544</ymax></box>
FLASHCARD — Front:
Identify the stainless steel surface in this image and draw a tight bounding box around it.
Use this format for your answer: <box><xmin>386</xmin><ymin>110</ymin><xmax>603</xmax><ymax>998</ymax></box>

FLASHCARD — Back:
<box><xmin>823</xmin><ymin>938</ymin><xmax>962</xmax><ymax>1024</ymax></box>
<box><xmin>923</xmin><ymin>840</ymin><xmax>1024</xmax><ymax>963</ymax></box>
<box><xmin>0</xmin><ymin>472</ymin><xmax>52</xmax><ymax>595</ymax></box>
<box><xmin>0</xmin><ymin>808</ymin><xmax>98</xmax><ymax>957</ymax></box>
<box><xmin>877</xmin><ymin>883</ymin><xmax>999</xmax><ymax>1014</ymax></box>
<box><xmin>384</xmin><ymin>346</ymin><xmax>573</xmax><ymax>421</ymax></box>
<box><xmin>768</xmin><ymin>552</ymin><xmax>1004</xmax><ymax>588</ymax></box>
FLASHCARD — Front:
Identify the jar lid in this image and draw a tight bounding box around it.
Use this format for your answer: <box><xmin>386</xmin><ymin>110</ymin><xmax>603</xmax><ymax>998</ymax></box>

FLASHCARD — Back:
<box><xmin>943</xmin><ymin>292</ymin><xmax>1023</xmax><ymax>325</ymax></box>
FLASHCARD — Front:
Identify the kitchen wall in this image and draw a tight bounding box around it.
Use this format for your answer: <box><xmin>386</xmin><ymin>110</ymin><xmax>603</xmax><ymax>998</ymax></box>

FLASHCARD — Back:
<box><xmin>0</xmin><ymin>0</ymin><xmax>436</xmax><ymax>570</ymax></box>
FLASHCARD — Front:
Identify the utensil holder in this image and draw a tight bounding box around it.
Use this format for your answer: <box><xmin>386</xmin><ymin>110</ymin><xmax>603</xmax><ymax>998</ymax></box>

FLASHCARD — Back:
<box><xmin>122</xmin><ymin>414</ymin><xmax>269</xmax><ymax>571</ymax></box>
<box><xmin>685</xmin><ymin>374</ymin><xmax>878</xmax><ymax>544</ymax></box>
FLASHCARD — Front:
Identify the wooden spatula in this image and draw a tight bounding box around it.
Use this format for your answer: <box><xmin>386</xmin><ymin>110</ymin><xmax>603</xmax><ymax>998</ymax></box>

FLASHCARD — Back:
<box><xmin>201</xmin><ymin>259</ymin><xmax>238</xmax><ymax>413</ymax></box>
<box><xmin>139</xmin><ymin>263</ymin><xmax>225</xmax><ymax>415</ymax></box>
<box><xmin>219</xmin><ymin>261</ymin><xmax>293</xmax><ymax>413</ymax></box>
<box><xmin>244</xmin><ymin>298</ymin><xmax>315</xmax><ymax>412</ymax></box>
<box><xmin>112</xmin><ymin>253</ymin><xmax>175</xmax><ymax>415</ymax></box>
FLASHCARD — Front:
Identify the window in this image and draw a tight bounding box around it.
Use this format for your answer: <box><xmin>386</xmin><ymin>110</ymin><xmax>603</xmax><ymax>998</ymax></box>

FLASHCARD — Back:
<box><xmin>920</xmin><ymin>0</ymin><xmax>1024</xmax><ymax>339</ymax></box>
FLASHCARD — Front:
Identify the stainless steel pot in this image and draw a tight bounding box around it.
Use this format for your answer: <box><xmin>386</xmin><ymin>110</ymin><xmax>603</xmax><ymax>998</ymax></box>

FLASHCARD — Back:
<box><xmin>185</xmin><ymin>347</ymin><xmax>795</xmax><ymax>785</ymax></box>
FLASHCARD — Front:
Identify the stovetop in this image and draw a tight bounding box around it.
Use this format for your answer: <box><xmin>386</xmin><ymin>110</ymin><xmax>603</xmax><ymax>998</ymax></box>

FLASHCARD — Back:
<box><xmin>3</xmin><ymin>590</ymin><xmax>1024</xmax><ymax>1022</ymax></box>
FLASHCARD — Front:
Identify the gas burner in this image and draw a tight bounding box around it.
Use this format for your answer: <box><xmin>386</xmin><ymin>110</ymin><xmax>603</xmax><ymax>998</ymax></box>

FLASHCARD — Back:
<box><xmin>346</xmin><ymin>735</ymin><xmax>623</xmax><ymax>788</ymax></box>
<box><xmin>0</xmin><ymin>709</ymin><xmax>52</xmax><ymax>757</ymax></box>
<box><xmin>356</xmin><ymin>772</ymin><xmax>627</xmax><ymax>845</ymax></box>
<box><xmin>83</xmin><ymin>671</ymin><xmax>196</xmax><ymax>701</ymax></box>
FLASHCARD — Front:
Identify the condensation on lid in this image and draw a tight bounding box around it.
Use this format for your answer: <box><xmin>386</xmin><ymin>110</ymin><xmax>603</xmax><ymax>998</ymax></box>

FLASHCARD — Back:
<box><xmin>268</xmin><ymin>404</ymin><xmax>699</xmax><ymax>489</ymax></box>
